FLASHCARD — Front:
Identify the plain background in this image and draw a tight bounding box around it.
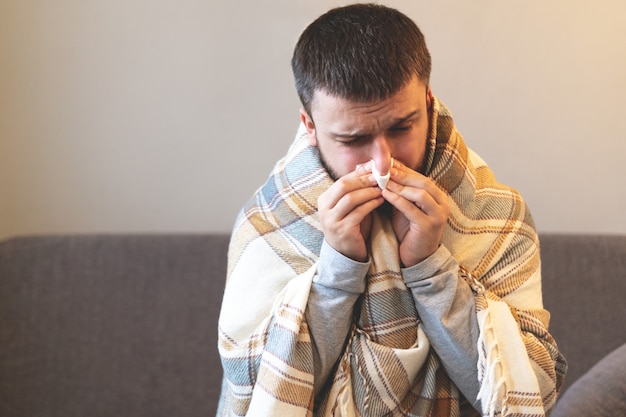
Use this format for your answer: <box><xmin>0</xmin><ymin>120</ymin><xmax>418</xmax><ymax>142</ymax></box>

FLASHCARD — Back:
<box><xmin>1</xmin><ymin>0</ymin><xmax>625</xmax><ymax>239</ymax></box>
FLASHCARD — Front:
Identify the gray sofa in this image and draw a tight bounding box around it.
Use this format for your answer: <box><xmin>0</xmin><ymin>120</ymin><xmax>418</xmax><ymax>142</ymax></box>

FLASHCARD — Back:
<box><xmin>0</xmin><ymin>233</ymin><xmax>624</xmax><ymax>416</ymax></box>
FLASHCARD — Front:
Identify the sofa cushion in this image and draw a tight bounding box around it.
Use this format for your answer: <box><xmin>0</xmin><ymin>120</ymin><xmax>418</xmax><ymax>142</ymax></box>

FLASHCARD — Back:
<box><xmin>552</xmin><ymin>343</ymin><xmax>626</xmax><ymax>417</ymax></box>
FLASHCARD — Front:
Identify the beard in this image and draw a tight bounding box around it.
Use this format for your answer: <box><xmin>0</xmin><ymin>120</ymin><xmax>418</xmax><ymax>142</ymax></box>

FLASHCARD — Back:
<box><xmin>316</xmin><ymin>145</ymin><xmax>341</xmax><ymax>181</ymax></box>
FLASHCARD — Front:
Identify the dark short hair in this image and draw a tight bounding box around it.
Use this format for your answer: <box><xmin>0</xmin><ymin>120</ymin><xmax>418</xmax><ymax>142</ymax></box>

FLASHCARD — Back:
<box><xmin>291</xmin><ymin>3</ymin><xmax>432</xmax><ymax>115</ymax></box>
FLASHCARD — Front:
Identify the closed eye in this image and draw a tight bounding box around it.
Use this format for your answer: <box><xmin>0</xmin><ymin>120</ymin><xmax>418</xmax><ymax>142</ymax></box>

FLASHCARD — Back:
<box><xmin>335</xmin><ymin>134</ymin><xmax>369</xmax><ymax>146</ymax></box>
<box><xmin>389</xmin><ymin>124</ymin><xmax>413</xmax><ymax>134</ymax></box>
<box><xmin>388</xmin><ymin>110</ymin><xmax>421</xmax><ymax>134</ymax></box>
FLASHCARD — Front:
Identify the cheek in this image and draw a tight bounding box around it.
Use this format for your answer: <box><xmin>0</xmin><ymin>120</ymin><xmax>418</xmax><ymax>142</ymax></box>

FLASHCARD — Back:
<box><xmin>395</xmin><ymin>132</ymin><xmax>428</xmax><ymax>171</ymax></box>
<box><xmin>336</xmin><ymin>149</ymin><xmax>368</xmax><ymax>173</ymax></box>
<box><xmin>323</xmin><ymin>146</ymin><xmax>371</xmax><ymax>177</ymax></box>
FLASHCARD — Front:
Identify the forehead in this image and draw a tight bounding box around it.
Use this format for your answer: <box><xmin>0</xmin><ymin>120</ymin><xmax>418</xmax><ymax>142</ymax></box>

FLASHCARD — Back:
<box><xmin>310</xmin><ymin>77</ymin><xmax>427</xmax><ymax>132</ymax></box>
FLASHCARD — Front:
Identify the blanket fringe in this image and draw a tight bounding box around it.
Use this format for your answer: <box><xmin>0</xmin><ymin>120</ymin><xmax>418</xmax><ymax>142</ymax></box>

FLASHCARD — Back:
<box><xmin>476</xmin><ymin>307</ymin><xmax>508</xmax><ymax>417</ymax></box>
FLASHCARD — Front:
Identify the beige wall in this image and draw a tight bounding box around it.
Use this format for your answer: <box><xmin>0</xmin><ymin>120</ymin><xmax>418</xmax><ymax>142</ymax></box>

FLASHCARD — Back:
<box><xmin>1</xmin><ymin>0</ymin><xmax>625</xmax><ymax>239</ymax></box>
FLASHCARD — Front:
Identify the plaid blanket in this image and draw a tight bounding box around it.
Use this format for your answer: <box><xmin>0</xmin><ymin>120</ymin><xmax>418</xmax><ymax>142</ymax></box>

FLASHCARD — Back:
<box><xmin>217</xmin><ymin>97</ymin><xmax>566</xmax><ymax>416</ymax></box>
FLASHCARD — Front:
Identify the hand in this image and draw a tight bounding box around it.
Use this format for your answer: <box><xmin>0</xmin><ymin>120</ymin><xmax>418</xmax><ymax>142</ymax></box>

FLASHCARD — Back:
<box><xmin>382</xmin><ymin>160</ymin><xmax>450</xmax><ymax>267</ymax></box>
<box><xmin>317</xmin><ymin>163</ymin><xmax>384</xmax><ymax>262</ymax></box>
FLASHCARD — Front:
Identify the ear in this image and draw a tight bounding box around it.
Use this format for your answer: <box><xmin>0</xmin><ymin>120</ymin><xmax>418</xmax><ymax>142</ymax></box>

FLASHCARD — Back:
<box><xmin>426</xmin><ymin>86</ymin><xmax>433</xmax><ymax>109</ymax></box>
<box><xmin>299</xmin><ymin>108</ymin><xmax>317</xmax><ymax>147</ymax></box>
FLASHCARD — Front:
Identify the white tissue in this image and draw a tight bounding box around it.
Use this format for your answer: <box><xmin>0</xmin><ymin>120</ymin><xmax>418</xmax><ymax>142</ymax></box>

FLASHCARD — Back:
<box><xmin>372</xmin><ymin>158</ymin><xmax>392</xmax><ymax>189</ymax></box>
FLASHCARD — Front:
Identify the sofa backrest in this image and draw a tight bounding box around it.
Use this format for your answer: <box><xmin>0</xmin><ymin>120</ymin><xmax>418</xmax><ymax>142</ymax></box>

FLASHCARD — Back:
<box><xmin>539</xmin><ymin>233</ymin><xmax>626</xmax><ymax>393</ymax></box>
<box><xmin>0</xmin><ymin>233</ymin><xmax>624</xmax><ymax>416</ymax></box>
<box><xmin>0</xmin><ymin>234</ymin><xmax>229</xmax><ymax>417</ymax></box>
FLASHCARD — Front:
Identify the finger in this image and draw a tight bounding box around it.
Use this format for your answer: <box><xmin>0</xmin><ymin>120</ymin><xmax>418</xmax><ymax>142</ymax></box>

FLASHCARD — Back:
<box><xmin>319</xmin><ymin>165</ymin><xmax>378</xmax><ymax>210</ymax></box>
<box><xmin>382</xmin><ymin>188</ymin><xmax>431</xmax><ymax>224</ymax></box>
<box><xmin>339</xmin><ymin>195</ymin><xmax>385</xmax><ymax>227</ymax></box>
<box><xmin>327</xmin><ymin>187</ymin><xmax>383</xmax><ymax>223</ymax></box>
<box><xmin>389</xmin><ymin>160</ymin><xmax>447</xmax><ymax>206</ymax></box>
<box><xmin>384</xmin><ymin>184</ymin><xmax>442</xmax><ymax>216</ymax></box>
<box><xmin>390</xmin><ymin>162</ymin><xmax>445</xmax><ymax>201</ymax></box>
<box><xmin>354</xmin><ymin>160</ymin><xmax>373</xmax><ymax>173</ymax></box>
<box><xmin>383</xmin><ymin>172</ymin><xmax>450</xmax><ymax>217</ymax></box>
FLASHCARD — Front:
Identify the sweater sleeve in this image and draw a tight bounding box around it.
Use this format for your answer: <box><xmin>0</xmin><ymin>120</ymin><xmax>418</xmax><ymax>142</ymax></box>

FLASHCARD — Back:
<box><xmin>306</xmin><ymin>240</ymin><xmax>369</xmax><ymax>395</ymax></box>
<box><xmin>402</xmin><ymin>245</ymin><xmax>482</xmax><ymax>410</ymax></box>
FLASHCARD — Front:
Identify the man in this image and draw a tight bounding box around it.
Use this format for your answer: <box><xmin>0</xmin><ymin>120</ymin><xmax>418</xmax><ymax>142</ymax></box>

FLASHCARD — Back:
<box><xmin>217</xmin><ymin>4</ymin><xmax>566</xmax><ymax>416</ymax></box>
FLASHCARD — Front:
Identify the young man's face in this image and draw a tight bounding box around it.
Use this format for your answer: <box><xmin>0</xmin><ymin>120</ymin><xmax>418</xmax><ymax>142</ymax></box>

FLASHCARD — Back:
<box><xmin>301</xmin><ymin>76</ymin><xmax>432</xmax><ymax>180</ymax></box>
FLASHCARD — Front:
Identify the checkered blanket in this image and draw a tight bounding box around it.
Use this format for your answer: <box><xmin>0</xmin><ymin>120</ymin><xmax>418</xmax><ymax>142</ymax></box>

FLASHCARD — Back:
<box><xmin>217</xmin><ymin>98</ymin><xmax>566</xmax><ymax>416</ymax></box>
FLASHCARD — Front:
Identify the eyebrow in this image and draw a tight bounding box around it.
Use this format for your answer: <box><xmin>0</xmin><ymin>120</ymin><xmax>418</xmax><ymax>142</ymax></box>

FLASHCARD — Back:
<box><xmin>330</xmin><ymin>110</ymin><xmax>420</xmax><ymax>139</ymax></box>
<box><xmin>390</xmin><ymin>111</ymin><xmax>419</xmax><ymax>126</ymax></box>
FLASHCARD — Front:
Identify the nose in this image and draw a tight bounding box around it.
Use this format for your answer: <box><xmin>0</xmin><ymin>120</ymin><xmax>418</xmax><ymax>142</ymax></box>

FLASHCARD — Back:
<box><xmin>371</xmin><ymin>136</ymin><xmax>392</xmax><ymax>175</ymax></box>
